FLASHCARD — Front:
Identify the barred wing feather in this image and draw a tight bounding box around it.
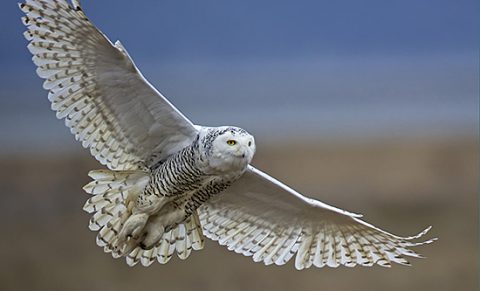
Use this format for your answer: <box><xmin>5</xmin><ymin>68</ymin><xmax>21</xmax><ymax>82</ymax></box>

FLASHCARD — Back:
<box><xmin>20</xmin><ymin>0</ymin><xmax>198</xmax><ymax>170</ymax></box>
<box><xmin>199</xmin><ymin>166</ymin><xmax>436</xmax><ymax>270</ymax></box>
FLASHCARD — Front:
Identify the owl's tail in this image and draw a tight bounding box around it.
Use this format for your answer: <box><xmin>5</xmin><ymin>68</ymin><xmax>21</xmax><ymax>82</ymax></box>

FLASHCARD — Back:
<box><xmin>82</xmin><ymin>169</ymin><xmax>205</xmax><ymax>266</ymax></box>
<box><xmin>83</xmin><ymin>169</ymin><xmax>149</xmax><ymax>252</ymax></box>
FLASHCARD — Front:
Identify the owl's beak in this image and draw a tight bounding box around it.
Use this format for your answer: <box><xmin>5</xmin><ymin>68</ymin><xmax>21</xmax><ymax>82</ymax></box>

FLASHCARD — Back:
<box><xmin>235</xmin><ymin>146</ymin><xmax>248</xmax><ymax>159</ymax></box>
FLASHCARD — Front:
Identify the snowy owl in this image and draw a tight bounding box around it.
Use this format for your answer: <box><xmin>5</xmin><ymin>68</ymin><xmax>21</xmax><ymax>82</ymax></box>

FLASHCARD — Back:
<box><xmin>20</xmin><ymin>0</ymin><xmax>435</xmax><ymax>269</ymax></box>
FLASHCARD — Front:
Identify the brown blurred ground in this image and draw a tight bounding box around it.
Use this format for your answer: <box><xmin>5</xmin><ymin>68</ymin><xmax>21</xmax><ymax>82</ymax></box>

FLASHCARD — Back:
<box><xmin>0</xmin><ymin>136</ymin><xmax>477</xmax><ymax>291</ymax></box>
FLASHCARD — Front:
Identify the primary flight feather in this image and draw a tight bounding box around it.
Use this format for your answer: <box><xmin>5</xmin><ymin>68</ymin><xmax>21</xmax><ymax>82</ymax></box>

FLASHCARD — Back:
<box><xmin>19</xmin><ymin>0</ymin><xmax>435</xmax><ymax>269</ymax></box>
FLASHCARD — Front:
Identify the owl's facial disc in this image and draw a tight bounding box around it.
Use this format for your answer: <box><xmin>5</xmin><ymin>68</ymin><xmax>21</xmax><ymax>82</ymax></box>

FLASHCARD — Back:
<box><xmin>218</xmin><ymin>129</ymin><xmax>255</xmax><ymax>159</ymax></box>
<box><xmin>207</xmin><ymin>126</ymin><xmax>256</xmax><ymax>173</ymax></box>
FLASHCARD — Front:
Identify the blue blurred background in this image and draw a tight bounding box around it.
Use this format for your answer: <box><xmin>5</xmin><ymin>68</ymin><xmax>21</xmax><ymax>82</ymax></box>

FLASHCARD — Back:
<box><xmin>0</xmin><ymin>1</ymin><xmax>477</xmax><ymax>291</ymax></box>
<box><xmin>0</xmin><ymin>0</ymin><xmax>477</xmax><ymax>151</ymax></box>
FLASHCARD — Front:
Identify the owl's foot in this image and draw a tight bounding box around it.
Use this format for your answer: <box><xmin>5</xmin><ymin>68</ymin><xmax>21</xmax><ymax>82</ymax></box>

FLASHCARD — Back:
<box><xmin>118</xmin><ymin>213</ymin><xmax>149</xmax><ymax>245</ymax></box>
<box><xmin>140</xmin><ymin>224</ymin><xmax>165</xmax><ymax>250</ymax></box>
<box><xmin>138</xmin><ymin>209</ymin><xmax>185</xmax><ymax>250</ymax></box>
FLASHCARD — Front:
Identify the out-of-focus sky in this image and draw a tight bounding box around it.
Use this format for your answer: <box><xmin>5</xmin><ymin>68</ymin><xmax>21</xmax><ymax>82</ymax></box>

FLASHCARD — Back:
<box><xmin>0</xmin><ymin>0</ymin><xmax>478</xmax><ymax>151</ymax></box>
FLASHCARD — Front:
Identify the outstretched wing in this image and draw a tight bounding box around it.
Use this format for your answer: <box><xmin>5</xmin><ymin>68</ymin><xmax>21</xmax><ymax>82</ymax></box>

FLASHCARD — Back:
<box><xmin>199</xmin><ymin>166</ymin><xmax>436</xmax><ymax>270</ymax></box>
<box><xmin>20</xmin><ymin>0</ymin><xmax>198</xmax><ymax>170</ymax></box>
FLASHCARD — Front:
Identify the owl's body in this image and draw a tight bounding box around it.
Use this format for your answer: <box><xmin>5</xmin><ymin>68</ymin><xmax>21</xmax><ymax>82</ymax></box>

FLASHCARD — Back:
<box><xmin>85</xmin><ymin>126</ymin><xmax>255</xmax><ymax>260</ymax></box>
<box><xmin>20</xmin><ymin>0</ymin><xmax>435</xmax><ymax>269</ymax></box>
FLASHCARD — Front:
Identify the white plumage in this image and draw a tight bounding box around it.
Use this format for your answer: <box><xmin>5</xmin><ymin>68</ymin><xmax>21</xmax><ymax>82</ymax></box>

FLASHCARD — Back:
<box><xmin>20</xmin><ymin>0</ymin><xmax>435</xmax><ymax>269</ymax></box>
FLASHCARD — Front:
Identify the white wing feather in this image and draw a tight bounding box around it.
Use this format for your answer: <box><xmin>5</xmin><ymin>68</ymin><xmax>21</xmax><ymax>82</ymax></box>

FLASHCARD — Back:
<box><xmin>20</xmin><ymin>0</ymin><xmax>198</xmax><ymax>170</ymax></box>
<box><xmin>199</xmin><ymin>166</ymin><xmax>436</xmax><ymax>269</ymax></box>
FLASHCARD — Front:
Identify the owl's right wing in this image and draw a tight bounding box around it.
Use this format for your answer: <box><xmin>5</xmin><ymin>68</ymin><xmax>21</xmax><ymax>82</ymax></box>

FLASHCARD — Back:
<box><xmin>199</xmin><ymin>166</ymin><xmax>436</xmax><ymax>270</ymax></box>
<box><xmin>20</xmin><ymin>0</ymin><xmax>198</xmax><ymax>170</ymax></box>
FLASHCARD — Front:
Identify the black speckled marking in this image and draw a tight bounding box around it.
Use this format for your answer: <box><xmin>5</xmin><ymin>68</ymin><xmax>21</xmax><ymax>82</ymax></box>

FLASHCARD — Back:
<box><xmin>202</xmin><ymin>127</ymin><xmax>247</xmax><ymax>155</ymax></box>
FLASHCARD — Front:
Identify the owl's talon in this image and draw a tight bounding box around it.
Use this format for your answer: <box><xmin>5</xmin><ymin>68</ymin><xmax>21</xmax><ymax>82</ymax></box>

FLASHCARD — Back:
<box><xmin>131</xmin><ymin>227</ymin><xmax>143</xmax><ymax>239</ymax></box>
<box><xmin>119</xmin><ymin>213</ymin><xmax>149</xmax><ymax>243</ymax></box>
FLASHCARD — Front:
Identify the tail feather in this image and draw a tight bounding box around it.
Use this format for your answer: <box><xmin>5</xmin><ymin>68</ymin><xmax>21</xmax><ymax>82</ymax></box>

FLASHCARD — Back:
<box><xmin>140</xmin><ymin>248</ymin><xmax>157</xmax><ymax>267</ymax></box>
<box><xmin>89</xmin><ymin>203</ymin><xmax>126</xmax><ymax>231</ymax></box>
<box><xmin>83</xmin><ymin>169</ymin><xmax>205</xmax><ymax>266</ymax></box>
<box><xmin>175</xmin><ymin>224</ymin><xmax>189</xmax><ymax>260</ymax></box>
<box><xmin>189</xmin><ymin>213</ymin><xmax>205</xmax><ymax>251</ymax></box>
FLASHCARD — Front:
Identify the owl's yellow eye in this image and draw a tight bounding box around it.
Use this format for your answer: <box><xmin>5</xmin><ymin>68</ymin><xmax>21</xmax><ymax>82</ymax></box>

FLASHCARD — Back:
<box><xmin>226</xmin><ymin>140</ymin><xmax>237</xmax><ymax>146</ymax></box>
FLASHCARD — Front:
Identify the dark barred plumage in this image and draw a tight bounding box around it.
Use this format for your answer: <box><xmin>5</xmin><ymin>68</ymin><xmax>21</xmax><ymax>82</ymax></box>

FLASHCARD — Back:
<box><xmin>144</xmin><ymin>145</ymin><xmax>203</xmax><ymax>198</ymax></box>
<box><xmin>139</xmin><ymin>135</ymin><xmax>234</xmax><ymax>220</ymax></box>
<box><xmin>183</xmin><ymin>180</ymin><xmax>232</xmax><ymax>217</ymax></box>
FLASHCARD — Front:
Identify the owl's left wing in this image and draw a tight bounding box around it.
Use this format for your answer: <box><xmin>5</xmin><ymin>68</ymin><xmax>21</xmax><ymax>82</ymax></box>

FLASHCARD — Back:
<box><xmin>20</xmin><ymin>0</ymin><xmax>198</xmax><ymax>170</ymax></box>
<box><xmin>199</xmin><ymin>166</ymin><xmax>436</xmax><ymax>270</ymax></box>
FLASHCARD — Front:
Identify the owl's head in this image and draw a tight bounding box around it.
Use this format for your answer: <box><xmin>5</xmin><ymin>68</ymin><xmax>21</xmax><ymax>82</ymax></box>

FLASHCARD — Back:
<box><xmin>199</xmin><ymin>126</ymin><xmax>256</xmax><ymax>174</ymax></box>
